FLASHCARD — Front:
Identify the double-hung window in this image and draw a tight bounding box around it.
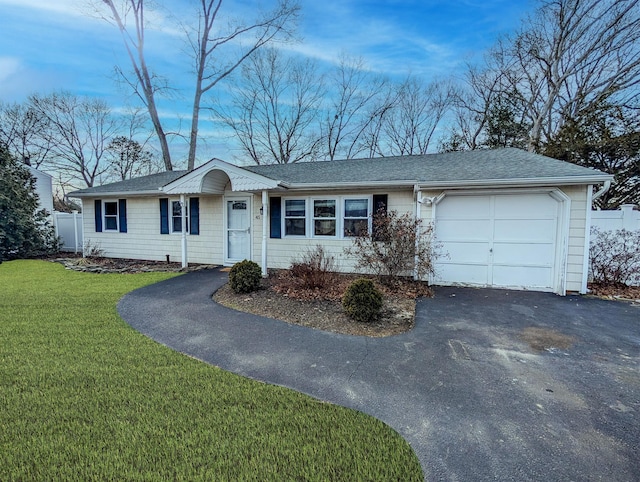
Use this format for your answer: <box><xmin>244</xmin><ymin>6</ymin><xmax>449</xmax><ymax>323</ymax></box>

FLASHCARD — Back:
<box><xmin>284</xmin><ymin>199</ymin><xmax>306</xmax><ymax>236</ymax></box>
<box><xmin>313</xmin><ymin>199</ymin><xmax>336</xmax><ymax>236</ymax></box>
<box><xmin>171</xmin><ymin>200</ymin><xmax>188</xmax><ymax>233</ymax></box>
<box><xmin>104</xmin><ymin>201</ymin><xmax>119</xmax><ymax>231</ymax></box>
<box><xmin>343</xmin><ymin>198</ymin><xmax>369</xmax><ymax>236</ymax></box>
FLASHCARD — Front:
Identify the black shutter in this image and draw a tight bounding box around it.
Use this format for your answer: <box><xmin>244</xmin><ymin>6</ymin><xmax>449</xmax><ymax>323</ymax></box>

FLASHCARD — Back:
<box><xmin>189</xmin><ymin>197</ymin><xmax>200</xmax><ymax>235</ymax></box>
<box><xmin>372</xmin><ymin>194</ymin><xmax>388</xmax><ymax>215</ymax></box>
<box><xmin>159</xmin><ymin>198</ymin><xmax>169</xmax><ymax>234</ymax></box>
<box><xmin>372</xmin><ymin>194</ymin><xmax>388</xmax><ymax>241</ymax></box>
<box><xmin>94</xmin><ymin>199</ymin><xmax>102</xmax><ymax>232</ymax></box>
<box><xmin>118</xmin><ymin>199</ymin><xmax>127</xmax><ymax>233</ymax></box>
<box><xmin>270</xmin><ymin>197</ymin><xmax>281</xmax><ymax>239</ymax></box>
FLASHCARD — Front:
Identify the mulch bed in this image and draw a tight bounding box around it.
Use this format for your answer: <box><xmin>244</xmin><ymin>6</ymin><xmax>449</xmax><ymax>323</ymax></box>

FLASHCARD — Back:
<box><xmin>213</xmin><ymin>270</ymin><xmax>432</xmax><ymax>337</ymax></box>
<box><xmin>587</xmin><ymin>282</ymin><xmax>640</xmax><ymax>302</ymax></box>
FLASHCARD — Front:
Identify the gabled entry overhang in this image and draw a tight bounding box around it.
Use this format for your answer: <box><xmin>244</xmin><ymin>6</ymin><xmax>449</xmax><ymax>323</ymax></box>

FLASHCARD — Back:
<box><xmin>161</xmin><ymin>158</ymin><xmax>285</xmax><ymax>195</ymax></box>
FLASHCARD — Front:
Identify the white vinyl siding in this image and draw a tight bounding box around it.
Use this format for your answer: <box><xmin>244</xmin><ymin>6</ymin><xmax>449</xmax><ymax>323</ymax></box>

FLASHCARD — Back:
<box><xmin>83</xmin><ymin>196</ymin><xmax>222</xmax><ymax>265</ymax></box>
<box><xmin>264</xmin><ymin>190</ymin><xmax>413</xmax><ymax>271</ymax></box>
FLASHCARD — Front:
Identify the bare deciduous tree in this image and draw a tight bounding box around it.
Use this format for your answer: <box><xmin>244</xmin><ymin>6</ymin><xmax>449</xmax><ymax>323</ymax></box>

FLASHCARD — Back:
<box><xmin>0</xmin><ymin>102</ymin><xmax>54</xmax><ymax>168</ymax></box>
<box><xmin>443</xmin><ymin>0</ymin><xmax>640</xmax><ymax>155</ymax></box>
<box><xmin>381</xmin><ymin>77</ymin><xmax>453</xmax><ymax>156</ymax></box>
<box><xmin>95</xmin><ymin>0</ymin><xmax>299</xmax><ymax>171</ymax></box>
<box><xmin>105</xmin><ymin>136</ymin><xmax>159</xmax><ymax>181</ymax></box>
<box><xmin>215</xmin><ymin>48</ymin><xmax>324</xmax><ymax>164</ymax></box>
<box><xmin>321</xmin><ymin>56</ymin><xmax>393</xmax><ymax>160</ymax></box>
<box><xmin>28</xmin><ymin>91</ymin><xmax>123</xmax><ymax>188</ymax></box>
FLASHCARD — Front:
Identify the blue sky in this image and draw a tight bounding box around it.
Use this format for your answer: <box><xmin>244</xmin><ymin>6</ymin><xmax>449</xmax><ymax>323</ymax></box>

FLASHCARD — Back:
<box><xmin>0</xmin><ymin>0</ymin><xmax>532</xmax><ymax>164</ymax></box>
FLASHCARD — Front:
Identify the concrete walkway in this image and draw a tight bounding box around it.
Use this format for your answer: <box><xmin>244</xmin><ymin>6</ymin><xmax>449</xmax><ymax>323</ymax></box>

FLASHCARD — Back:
<box><xmin>118</xmin><ymin>268</ymin><xmax>640</xmax><ymax>481</ymax></box>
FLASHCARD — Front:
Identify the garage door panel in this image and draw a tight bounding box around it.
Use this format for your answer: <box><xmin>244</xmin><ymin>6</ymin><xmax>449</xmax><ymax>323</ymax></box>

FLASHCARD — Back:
<box><xmin>436</xmin><ymin>263</ymin><xmax>488</xmax><ymax>285</ymax></box>
<box><xmin>494</xmin><ymin>194</ymin><xmax>557</xmax><ymax>217</ymax></box>
<box><xmin>493</xmin><ymin>219</ymin><xmax>557</xmax><ymax>242</ymax></box>
<box><xmin>492</xmin><ymin>265</ymin><xmax>552</xmax><ymax>288</ymax></box>
<box><xmin>436</xmin><ymin>195</ymin><xmax>490</xmax><ymax>218</ymax></box>
<box><xmin>437</xmin><ymin>219</ymin><xmax>491</xmax><ymax>240</ymax></box>
<box><xmin>492</xmin><ymin>242</ymin><xmax>555</xmax><ymax>265</ymax></box>
<box><xmin>442</xmin><ymin>241</ymin><xmax>490</xmax><ymax>264</ymax></box>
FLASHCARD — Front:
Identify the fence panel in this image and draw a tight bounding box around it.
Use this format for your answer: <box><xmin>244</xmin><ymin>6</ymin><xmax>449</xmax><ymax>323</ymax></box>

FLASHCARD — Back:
<box><xmin>54</xmin><ymin>211</ymin><xmax>83</xmax><ymax>253</ymax></box>
<box><xmin>591</xmin><ymin>204</ymin><xmax>639</xmax><ymax>231</ymax></box>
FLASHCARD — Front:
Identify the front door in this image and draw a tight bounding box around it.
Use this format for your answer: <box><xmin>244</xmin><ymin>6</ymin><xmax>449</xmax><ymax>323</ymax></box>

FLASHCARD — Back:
<box><xmin>225</xmin><ymin>197</ymin><xmax>251</xmax><ymax>263</ymax></box>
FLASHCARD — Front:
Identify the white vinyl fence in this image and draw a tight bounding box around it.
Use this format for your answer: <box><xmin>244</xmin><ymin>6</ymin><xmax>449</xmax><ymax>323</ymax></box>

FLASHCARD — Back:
<box><xmin>591</xmin><ymin>204</ymin><xmax>639</xmax><ymax>232</ymax></box>
<box><xmin>53</xmin><ymin>211</ymin><xmax>83</xmax><ymax>253</ymax></box>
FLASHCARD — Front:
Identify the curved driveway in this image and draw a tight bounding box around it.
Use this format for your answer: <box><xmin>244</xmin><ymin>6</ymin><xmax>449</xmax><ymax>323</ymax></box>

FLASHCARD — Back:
<box><xmin>118</xmin><ymin>269</ymin><xmax>639</xmax><ymax>481</ymax></box>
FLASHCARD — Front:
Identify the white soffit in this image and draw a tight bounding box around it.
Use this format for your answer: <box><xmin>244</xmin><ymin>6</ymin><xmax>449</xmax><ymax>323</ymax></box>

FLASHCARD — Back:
<box><xmin>162</xmin><ymin>159</ymin><xmax>281</xmax><ymax>194</ymax></box>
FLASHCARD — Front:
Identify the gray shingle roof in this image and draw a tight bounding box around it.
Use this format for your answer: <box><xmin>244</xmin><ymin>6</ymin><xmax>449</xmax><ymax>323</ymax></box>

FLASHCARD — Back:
<box><xmin>70</xmin><ymin>171</ymin><xmax>187</xmax><ymax>196</ymax></box>
<box><xmin>70</xmin><ymin>148</ymin><xmax>610</xmax><ymax>197</ymax></box>
<box><xmin>244</xmin><ymin>148</ymin><xmax>610</xmax><ymax>185</ymax></box>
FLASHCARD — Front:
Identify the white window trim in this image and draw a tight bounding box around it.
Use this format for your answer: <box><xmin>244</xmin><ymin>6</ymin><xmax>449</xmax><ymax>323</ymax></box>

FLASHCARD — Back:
<box><xmin>311</xmin><ymin>197</ymin><xmax>338</xmax><ymax>238</ymax></box>
<box><xmin>283</xmin><ymin>198</ymin><xmax>308</xmax><ymax>238</ymax></box>
<box><xmin>170</xmin><ymin>198</ymin><xmax>190</xmax><ymax>234</ymax></box>
<box><xmin>103</xmin><ymin>200</ymin><xmax>119</xmax><ymax>232</ymax></box>
<box><xmin>281</xmin><ymin>195</ymin><xmax>373</xmax><ymax>240</ymax></box>
<box><xmin>342</xmin><ymin>196</ymin><xmax>372</xmax><ymax>238</ymax></box>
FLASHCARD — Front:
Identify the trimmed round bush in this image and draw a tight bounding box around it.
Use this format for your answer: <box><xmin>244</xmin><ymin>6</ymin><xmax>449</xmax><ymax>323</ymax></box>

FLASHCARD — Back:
<box><xmin>342</xmin><ymin>278</ymin><xmax>383</xmax><ymax>323</ymax></box>
<box><xmin>229</xmin><ymin>259</ymin><xmax>262</xmax><ymax>294</ymax></box>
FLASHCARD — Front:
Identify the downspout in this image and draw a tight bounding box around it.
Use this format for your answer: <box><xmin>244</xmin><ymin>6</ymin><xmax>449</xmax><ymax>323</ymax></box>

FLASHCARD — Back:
<box><xmin>581</xmin><ymin>185</ymin><xmax>594</xmax><ymax>294</ymax></box>
<box><xmin>591</xmin><ymin>180</ymin><xmax>611</xmax><ymax>206</ymax></box>
<box><xmin>414</xmin><ymin>188</ymin><xmax>421</xmax><ymax>280</ymax></box>
<box><xmin>261</xmin><ymin>190</ymin><xmax>268</xmax><ymax>277</ymax></box>
<box><xmin>180</xmin><ymin>194</ymin><xmax>187</xmax><ymax>268</ymax></box>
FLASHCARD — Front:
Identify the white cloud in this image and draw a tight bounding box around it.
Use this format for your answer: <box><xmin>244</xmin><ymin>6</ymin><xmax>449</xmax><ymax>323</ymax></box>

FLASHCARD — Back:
<box><xmin>0</xmin><ymin>0</ymin><xmax>84</xmax><ymax>16</ymax></box>
<box><xmin>0</xmin><ymin>57</ymin><xmax>21</xmax><ymax>82</ymax></box>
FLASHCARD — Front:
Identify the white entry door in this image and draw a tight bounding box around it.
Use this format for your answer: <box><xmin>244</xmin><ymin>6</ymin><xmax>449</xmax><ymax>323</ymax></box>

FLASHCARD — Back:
<box><xmin>225</xmin><ymin>197</ymin><xmax>251</xmax><ymax>263</ymax></box>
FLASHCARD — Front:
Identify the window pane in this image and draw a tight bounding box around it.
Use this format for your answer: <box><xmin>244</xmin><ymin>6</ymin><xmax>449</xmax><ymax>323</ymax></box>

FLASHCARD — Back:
<box><xmin>172</xmin><ymin>201</ymin><xmax>182</xmax><ymax>216</ymax></box>
<box><xmin>173</xmin><ymin>217</ymin><xmax>182</xmax><ymax>232</ymax></box>
<box><xmin>105</xmin><ymin>217</ymin><xmax>118</xmax><ymax>230</ymax></box>
<box><xmin>314</xmin><ymin>199</ymin><xmax>335</xmax><ymax>218</ymax></box>
<box><xmin>104</xmin><ymin>202</ymin><xmax>118</xmax><ymax>216</ymax></box>
<box><xmin>344</xmin><ymin>219</ymin><xmax>368</xmax><ymax>237</ymax></box>
<box><xmin>345</xmin><ymin>199</ymin><xmax>368</xmax><ymax>218</ymax></box>
<box><xmin>285</xmin><ymin>199</ymin><xmax>305</xmax><ymax>217</ymax></box>
<box><xmin>314</xmin><ymin>219</ymin><xmax>336</xmax><ymax>236</ymax></box>
<box><xmin>285</xmin><ymin>218</ymin><xmax>306</xmax><ymax>236</ymax></box>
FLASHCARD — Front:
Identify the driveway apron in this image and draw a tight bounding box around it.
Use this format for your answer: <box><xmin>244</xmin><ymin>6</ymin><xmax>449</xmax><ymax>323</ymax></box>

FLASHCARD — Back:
<box><xmin>118</xmin><ymin>269</ymin><xmax>640</xmax><ymax>481</ymax></box>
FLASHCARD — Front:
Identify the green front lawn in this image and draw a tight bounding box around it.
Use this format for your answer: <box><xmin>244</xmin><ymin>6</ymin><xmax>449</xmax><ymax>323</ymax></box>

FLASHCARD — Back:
<box><xmin>0</xmin><ymin>260</ymin><xmax>422</xmax><ymax>481</ymax></box>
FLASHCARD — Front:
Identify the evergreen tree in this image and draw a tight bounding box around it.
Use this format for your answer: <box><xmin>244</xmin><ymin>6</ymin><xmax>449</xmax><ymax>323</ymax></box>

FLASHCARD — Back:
<box><xmin>0</xmin><ymin>144</ymin><xmax>57</xmax><ymax>262</ymax></box>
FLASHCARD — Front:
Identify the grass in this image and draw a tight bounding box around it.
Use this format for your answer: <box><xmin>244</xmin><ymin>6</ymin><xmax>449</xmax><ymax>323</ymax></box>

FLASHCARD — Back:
<box><xmin>0</xmin><ymin>260</ymin><xmax>423</xmax><ymax>481</ymax></box>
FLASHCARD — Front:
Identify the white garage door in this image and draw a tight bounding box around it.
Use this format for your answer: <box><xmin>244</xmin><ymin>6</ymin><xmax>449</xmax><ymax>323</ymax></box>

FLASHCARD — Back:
<box><xmin>434</xmin><ymin>193</ymin><xmax>560</xmax><ymax>291</ymax></box>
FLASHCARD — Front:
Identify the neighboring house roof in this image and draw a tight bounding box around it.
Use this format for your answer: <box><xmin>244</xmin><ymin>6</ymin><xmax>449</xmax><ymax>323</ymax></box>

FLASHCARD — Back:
<box><xmin>69</xmin><ymin>148</ymin><xmax>612</xmax><ymax>197</ymax></box>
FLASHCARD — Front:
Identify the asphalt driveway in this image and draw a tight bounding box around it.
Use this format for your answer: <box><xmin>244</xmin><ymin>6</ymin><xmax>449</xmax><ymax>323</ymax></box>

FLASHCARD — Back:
<box><xmin>118</xmin><ymin>269</ymin><xmax>639</xmax><ymax>481</ymax></box>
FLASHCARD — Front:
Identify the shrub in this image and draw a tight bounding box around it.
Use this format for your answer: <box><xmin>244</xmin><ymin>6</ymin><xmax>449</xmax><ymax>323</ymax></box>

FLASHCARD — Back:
<box><xmin>0</xmin><ymin>145</ymin><xmax>58</xmax><ymax>262</ymax></box>
<box><xmin>342</xmin><ymin>278</ymin><xmax>383</xmax><ymax>323</ymax></box>
<box><xmin>229</xmin><ymin>259</ymin><xmax>262</xmax><ymax>293</ymax></box>
<box><xmin>589</xmin><ymin>227</ymin><xmax>640</xmax><ymax>286</ymax></box>
<box><xmin>344</xmin><ymin>208</ymin><xmax>441</xmax><ymax>285</ymax></box>
<box><xmin>290</xmin><ymin>245</ymin><xmax>336</xmax><ymax>290</ymax></box>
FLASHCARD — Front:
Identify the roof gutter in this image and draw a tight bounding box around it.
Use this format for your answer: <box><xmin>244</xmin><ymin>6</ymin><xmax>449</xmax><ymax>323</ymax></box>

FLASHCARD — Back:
<box><xmin>69</xmin><ymin>190</ymin><xmax>165</xmax><ymax>198</ymax></box>
<box><xmin>415</xmin><ymin>175</ymin><xmax>613</xmax><ymax>190</ymax></box>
